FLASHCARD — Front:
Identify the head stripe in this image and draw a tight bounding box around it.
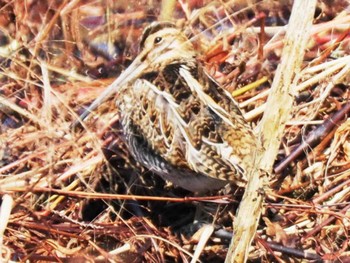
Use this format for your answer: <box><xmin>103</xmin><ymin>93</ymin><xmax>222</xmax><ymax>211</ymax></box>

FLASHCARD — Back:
<box><xmin>139</xmin><ymin>22</ymin><xmax>176</xmax><ymax>50</ymax></box>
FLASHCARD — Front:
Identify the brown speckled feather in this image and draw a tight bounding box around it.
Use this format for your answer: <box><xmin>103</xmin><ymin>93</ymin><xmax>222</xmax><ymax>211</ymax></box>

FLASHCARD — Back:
<box><xmin>115</xmin><ymin>25</ymin><xmax>257</xmax><ymax>192</ymax></box>
<box><xmin>78</xmin><ymin>22</ymin><xmax>257</xmax><ymax>192</ymax></box>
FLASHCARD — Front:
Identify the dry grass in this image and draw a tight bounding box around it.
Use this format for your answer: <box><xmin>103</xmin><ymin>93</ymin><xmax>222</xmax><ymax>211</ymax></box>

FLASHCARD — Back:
<box><xmin>0</xmin><ymin>0</ymin><xmax>350</xmax><ymax>262</ymax></box>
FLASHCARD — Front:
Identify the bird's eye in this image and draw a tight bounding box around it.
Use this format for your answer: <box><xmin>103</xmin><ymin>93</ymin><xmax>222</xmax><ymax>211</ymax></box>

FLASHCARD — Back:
<box><xmin>154</xmin><ymin>37</ymin><xmax>162</xmax><ymax>44</ymax></box>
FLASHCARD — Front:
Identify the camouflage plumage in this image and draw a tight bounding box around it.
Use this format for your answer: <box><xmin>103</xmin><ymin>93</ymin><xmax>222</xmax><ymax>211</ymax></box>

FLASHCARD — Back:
<box><xmin>77</xmin><ymin>22</ymin><xmax>257</xmax><ymax>192</ymax></box>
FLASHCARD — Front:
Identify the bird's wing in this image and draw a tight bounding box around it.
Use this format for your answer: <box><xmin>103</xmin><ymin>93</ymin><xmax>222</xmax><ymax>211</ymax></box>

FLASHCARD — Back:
<box><xmin>178</xmin><ymin>65</ymin><xmax>257</xmax><ymax>183</ymax></box>
<box><xmin>122</xmin><ymin>78</ymin><xmax>230</xmax><ymax>192</ymax></box>
<box><xmin>123</xmin><ymin>63</ymin><xmax>255</xmax><ymax>187</ymax></box>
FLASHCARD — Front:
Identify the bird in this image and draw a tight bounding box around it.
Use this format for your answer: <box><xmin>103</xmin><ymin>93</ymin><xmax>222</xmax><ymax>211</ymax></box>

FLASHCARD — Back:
<box><xmin>75</xmin><ymin>22</ymin><xmax>258</xmax><ymax>193</ymax></box>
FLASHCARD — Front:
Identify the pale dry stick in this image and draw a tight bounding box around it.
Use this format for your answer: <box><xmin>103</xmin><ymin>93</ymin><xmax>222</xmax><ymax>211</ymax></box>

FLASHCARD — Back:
<box><xmin>0</xmin><ymin>171</ymin><xmax>42</xmax><ymax>190</ymax></box>
<box><xmin>160</xmin><ymin>0</ymin><xmax>177</xmax><ymax>21</ymax></box>
<box><xmin>34</xmin><ymin>60</ymin><xmax>93</xmax><ymax>83</ymax></box>
<box><xmin>324</xmin><ymin>165</ymin><xmax>350</xmax><ymax>188</ymax></box>
<box><xmin>23</xmin><ymin>0</ymin><xmax>70</xmax><ymax>96</ymax></box>
<box><xmin>302</xmin><ymin>63</ymin><xmax>350</xmax><ymax>108</ymax></box>
<box><xmin>40</xmin><ymin>61</ymin><xmax>52</xmax><ymax>127</ymax></box>
<box><xmin>1</xmin><ymin>66</ymin><xmax>43</xmax><ymax>87</ymax></box>
<box><xmin>313</xmin><ymin>178</ymin><xmax>350</xmax><ymax>204</ymax></box>
<box><xmin>303</xmin><ymin>55</ymin><xmax>350</xmax><ymax>74</ymax></box>
<box><xmin>247</xmin><ymin>26</ymin><xmax>285</xmax><ymax>36</ymax></box>
<box><xmin>225</xmin><ymin>1</ymin><xmax>317</xmax><ymax>262</ymax></box>
<box><xmin>296</xmin><ymin>56</ymin><xmax>350</xmax><ymax>93</ymax></box>
<box><xmin>130</xmin><ymin>234</ymin><xmax>196</xmax><ymax>259</ymax></box>
<box><xmin>94</xmin><ymin>243</ymin><xmax>131</xmax><ymax>262</ymax></box>
<box><xmin>0</xmin><ymin>136</ymin><xmax>81</xmax><ymax>176</ymax></box>
<box><xmin>243</xmin><ymin>20</ymin><xmax>350</xmax><ymax>119</ymax></box>
<box><xmin>250</xmin><ymin>23</ymin><xmax>350</xmax><ymax>36</ymax></box>
<box><xmin>178</xmin><ymin>0</ymin><xmax>191</xmax><ymax>21</ymax></box>
<box><xmin>239</xmin><ymin>56</ymin><xmax>350</xmax><ymax>115</ymax></box>
<box><xmin>283</xmin><ymin>219</ymin><xmax>313</xmax><ymax>235</ymax></box>
<box><xmin>190</xmin><ymin>225</ymin><xmax>214</xmax><ymax>263</ymax></box>
<box><xmin>300</xmin><ymin>204</ymin><xmax>350</xmax><ymax>244</ymax></box>
<box><xmin>41</xmin><ymin>154</ymin><xmax>103</xmax><ymax>186</ymax></box>
<box><xmin>0</xmin><ymin>151</ymin><xmax>43</xmax><ymax>175</ymax></box>
<box><xmin>244</xmin><ymin>56</ymin><xmax>350</xmax><ymax>121</ymax></box>
<box><xmin>0</xmin><ymin>67</ymin><xmax>50</xmax><ymax>126</ymax></box>
<box><xmin>262</xmin><ymin>22</ymin><xmax>287</xmax><ymax>53</ymax></box>
<box><xmin>326</xmin><ymin>120</ymin><xmax>350</xmax><ymax>170</ymax></box>
<box><xmin>0</xmin><ymin>95</ymin><xmax>44</xmax><ymax>126</ymax></box>
<box><xmin>0</xmin><ymin>194</ymin><xmax>13</xmax><ymax>263</ymax></box>
<box><xmin>324</xmin><ymin>187</ymin><xmax>350</xmax><ymax>206</ymax></box>
<box><xmin>262</xmin><ymin>14</ymin><xmax>350</xmax><ymax>55</ymax></box>
<box><xmin>60</xmin><ymin>0</ymin><xmax>80</xmax><ymax>65</ymax></box>
<box><xmin>241</xmin><ymin>55</ymin><xmax>350</xmax><ymax>112</ymax></box>
<box><xmin>244</xmin><ymin>102</ymin><xmax>266</xmax><ymax>122</ymax></box>
<box><xmin>311</xmin><ymin>13</ymin><xmax>350</xmax><ymax>34</ymax></box>
<box><xmin>88</xmin><ymin>240</ymin><xmax>119</xmax><ymax>262</ymax></box>
<box><xmin>60</xmin><ymin>0</ymin><xmax>81</xmax><ymax>15</ymax></box>
<box><xmin>0</xmin><ymin>154</ymin><xmax>102</xmax><ymax>191</ymax></box>
<box><xmin>291</xmin><ymin>62</ymin><xmax>350</xmax><ymax>125</ymax></box>
<box><xmin>46</xmin><ymin>239</ymin><xmax>82</xmax><ymax>255</ymax></box>
<box><xmin>32</xmin><ymin>0</ymin><xmax>69</xmax><ymax>55</ymax></box>
<box><xmin>239</xmin><ymin>88</ymin><xmax>269</xmax><ymax>108</ymax></box>
<box><xmin>286</xmin><ymin>120</ymin><xmax>323</xmax><ymax>126</ymax></box>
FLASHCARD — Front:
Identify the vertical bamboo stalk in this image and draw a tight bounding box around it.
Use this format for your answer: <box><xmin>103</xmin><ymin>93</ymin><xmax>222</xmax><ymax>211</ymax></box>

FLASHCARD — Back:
<box><xmin>160</xmin><ymin>0</ymin><xmax>177</xmax><ymax>21</ymax></box>
<box><xmin>225</xmin><ymin>1</ymin><xmax>317</xmax><ymax>262</ymax></box>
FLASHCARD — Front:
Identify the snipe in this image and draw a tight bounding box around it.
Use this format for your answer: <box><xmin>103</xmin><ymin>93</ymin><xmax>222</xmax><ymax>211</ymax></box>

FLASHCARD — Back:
<box><xmin>75</xmin><ymin>22</ymin><xmax>257</xmax><ymax>192</ymax></box>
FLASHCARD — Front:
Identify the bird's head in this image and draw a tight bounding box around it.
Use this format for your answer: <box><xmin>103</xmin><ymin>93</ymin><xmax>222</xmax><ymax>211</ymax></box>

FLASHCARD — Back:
<box><xmin>137</xmin><ymin>22</ymin><xmax>196</xmax><ymax>70</ymax></box>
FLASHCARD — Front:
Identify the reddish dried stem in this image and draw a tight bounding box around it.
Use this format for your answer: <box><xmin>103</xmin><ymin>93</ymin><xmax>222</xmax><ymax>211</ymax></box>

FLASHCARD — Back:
<box><xmin>301</xmin><ymin>204</ymin><xmax>350</xmax><ymax>243</ymax></box>
<box><xmin>274</xmin><ymin>102</ymin><xmax>350</xmax><ymax>174</ymax></box>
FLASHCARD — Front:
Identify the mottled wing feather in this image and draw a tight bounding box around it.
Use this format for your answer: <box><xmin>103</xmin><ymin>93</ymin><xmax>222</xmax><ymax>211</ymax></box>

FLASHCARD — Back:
<box><xmin>179</xmin><ymin>66</ymin><xmax>256</xmax><ymax>178</ymax></box>
<box><xmin>119</xmin><ymin>61</ymin><xmax>256</xmax><ymax>190</ymax></box>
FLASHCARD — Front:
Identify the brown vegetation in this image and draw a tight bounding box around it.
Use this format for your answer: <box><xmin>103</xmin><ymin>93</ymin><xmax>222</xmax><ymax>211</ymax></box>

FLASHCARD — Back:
<box><xmin>0</xmin><ymin>1</ymin><xmax>349</xmax><ymax>262</ymax></box>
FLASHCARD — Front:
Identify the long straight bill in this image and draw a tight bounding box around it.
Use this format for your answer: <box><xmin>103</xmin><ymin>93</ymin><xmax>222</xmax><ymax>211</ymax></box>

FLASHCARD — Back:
<box><xmin>72</xmin><ymin>56</ymin><xmax>148</xmax><ymax>128</ymax></box>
